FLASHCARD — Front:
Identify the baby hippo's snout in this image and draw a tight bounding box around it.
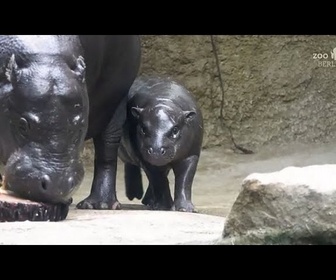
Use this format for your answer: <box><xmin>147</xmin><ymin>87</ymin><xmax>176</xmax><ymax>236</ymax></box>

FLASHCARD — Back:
<box><xmin>147</xmin><ymin>146</ymin><xmax>167</xmax><ymax>155</ymax></box>
<box><xmin>143</xmin><ymin>145</ymin><xmax>174</xmax><ymax>166</ymax></box>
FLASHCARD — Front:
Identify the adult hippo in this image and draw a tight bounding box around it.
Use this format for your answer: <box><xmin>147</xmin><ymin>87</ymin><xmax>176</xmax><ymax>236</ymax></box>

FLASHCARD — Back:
<box><xmin>0</xmin><ymin>35</ymin><xmax>141</xmax><ymax>210</ymax></box>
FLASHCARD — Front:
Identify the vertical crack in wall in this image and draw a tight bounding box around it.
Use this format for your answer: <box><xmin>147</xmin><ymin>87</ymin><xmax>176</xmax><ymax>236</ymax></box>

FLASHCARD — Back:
<box><xmin>210</xmin><ymin>35</ymin><xmax>254</xmax><ymax>154</ymax></box>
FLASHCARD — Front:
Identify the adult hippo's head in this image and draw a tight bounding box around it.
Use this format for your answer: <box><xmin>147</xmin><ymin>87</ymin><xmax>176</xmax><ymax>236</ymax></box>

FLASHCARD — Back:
<box><xmin>1</xmin><ymin>53</ymin><xmax>89</xmax><ymax>204</ymax></box>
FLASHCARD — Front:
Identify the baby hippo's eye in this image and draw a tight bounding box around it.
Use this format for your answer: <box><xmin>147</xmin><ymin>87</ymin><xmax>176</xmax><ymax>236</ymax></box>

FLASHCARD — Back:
<box><xmin>171</xmin><ymin>126</ymin><xmax>179</xmax><ymax>138</ymax></box>
<box><xmin>18</xmin><ymin>117</ymin><xmax>30</xmax><ymax>135</ymax></box>
<box><xmin>140</xmin><ymin>125</ymin><xmax>147</xmax><ymax>135</ymax></box>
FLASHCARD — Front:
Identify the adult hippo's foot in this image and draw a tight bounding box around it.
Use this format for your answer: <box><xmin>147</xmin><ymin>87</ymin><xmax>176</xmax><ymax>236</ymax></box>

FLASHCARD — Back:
<box><xmin>77</xmin><ymin>195</ymin><xmax>121</xmax><ymax>210</ymax></box>
<box><xmin>172</xmin><ymin>200</ymin><xmax>198</xmax><ymax>213</ymax></box>
<box><xmin>76</xmin><ymin>151</ymin><xmax>122</xmax><ymax>210</ymax></box>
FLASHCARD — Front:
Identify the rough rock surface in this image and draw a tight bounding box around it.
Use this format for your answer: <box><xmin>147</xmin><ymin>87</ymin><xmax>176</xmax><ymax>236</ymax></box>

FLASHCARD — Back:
<box><xmin>219</xmin><ymin>164</ymin><xmax>336</xmax><ymax>245</ymax></box>
<box><xmin>140</xmin><ymin>35</ymin><xmax>336</xmax><ymax>149</ymax></box>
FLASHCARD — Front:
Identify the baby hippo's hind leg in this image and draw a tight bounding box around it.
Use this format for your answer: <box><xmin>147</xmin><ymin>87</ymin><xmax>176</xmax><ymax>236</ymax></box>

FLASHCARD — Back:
<box><xmin>125</xmin><ymin>163</ymin><xmax>143</xmax><ymax>200</ymax></box>
<box><xmin>141</xmin><ymin>184</ymin><xmax>155</xmax><ymax>207</ymax></box>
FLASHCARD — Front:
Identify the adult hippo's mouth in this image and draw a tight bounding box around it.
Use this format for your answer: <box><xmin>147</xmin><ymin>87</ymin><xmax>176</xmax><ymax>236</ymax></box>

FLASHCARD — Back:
<box><xmin>0</xmin><ymin>175</ymin><xmax>72</xmax><ymax>222</ymax></box>
<box><xmin>3</xmin><ymin>148</ymin><xmax>84</xmax><ymax>205</ymax></box>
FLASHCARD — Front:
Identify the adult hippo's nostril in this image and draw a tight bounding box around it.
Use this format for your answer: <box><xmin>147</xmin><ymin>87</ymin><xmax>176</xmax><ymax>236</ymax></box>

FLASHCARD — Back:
<box><xmin>41</xmin><ymin>175</ymin><xmax>75</xmax><ymax>193</ymax></box>
<box><xmin>148</xmin><ymin>147</ymin><xmax>153</xmax><ymax>154</ymax></box>
<box><xmin>41</xmin><ymin>175</ymin><xmax>51</xmax><ymax>191</ymax></box>
<box><xmin>160</xmin><ymin>148</ymin><xmax>166</xmax><ymax>155</ymax></box>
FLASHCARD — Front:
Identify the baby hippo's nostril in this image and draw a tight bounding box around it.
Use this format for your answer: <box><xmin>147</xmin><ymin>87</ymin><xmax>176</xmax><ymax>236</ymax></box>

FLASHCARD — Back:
<box><xmin>160</xmin><ymin>148</ymin><xmax>166</xmax><ymax>155</ymax></box>
<box><xmin>41</xmin><ymin>175</ymin><xmax>51</xmax><ymax>191</ymax></box>
<box><xmin>148</xmin><ymin>147</ymin><xmax>153</xmax><ymax>155</ymax></box>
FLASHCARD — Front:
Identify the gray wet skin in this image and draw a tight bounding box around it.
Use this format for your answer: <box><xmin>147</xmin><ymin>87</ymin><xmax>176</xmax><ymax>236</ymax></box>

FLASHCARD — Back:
<box><xmin>119</xmin><ymin>76</ymin><xmax>204</xmax><ymax>212</ymax></box>
<box><xmin>0</xmin><ymin>35</ymin><xmax>141</xmax><ymax>209</ymax></box>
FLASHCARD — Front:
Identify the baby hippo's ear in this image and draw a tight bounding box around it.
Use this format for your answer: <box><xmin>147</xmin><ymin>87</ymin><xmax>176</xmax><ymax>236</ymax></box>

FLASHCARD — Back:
<box><xmin>72</xmin><ymin>55</ymin><xmax>86</xmax><ymax>83</ymax></box>
<box><xmin>5</xmin><ymin>54</ymin><xmax>21</xmax><ymax>84</ymax></box>
<box><xmin>131</xmin><ymin>107</ymin><xmax>144</xmax><ymax>119</ymax></box>
<box><xmin>184</xmin><ymin>110</ymin><xmax>196</xmax><ymax>123</ymax></box>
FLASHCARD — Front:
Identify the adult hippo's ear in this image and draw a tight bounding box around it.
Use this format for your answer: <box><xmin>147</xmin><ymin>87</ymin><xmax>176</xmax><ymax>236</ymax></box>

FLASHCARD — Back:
<box><xmin>72</xmin><ymin>55</ymin><xmax>86</xmax><ymax>83</ymax></box>
<box><xmin>184</xmin><ymin>110</ymin><xmax>196</xmax><ymax>123</ymax></box>
<box><xmin>5</xmin><ymin>54</ymin><xmax>21</xmax><ymax>84</ymax></box>
<box><xmin>131</xmin><ymin>107</ymin><xmax>144</xmax><ymax>119</ymax></box>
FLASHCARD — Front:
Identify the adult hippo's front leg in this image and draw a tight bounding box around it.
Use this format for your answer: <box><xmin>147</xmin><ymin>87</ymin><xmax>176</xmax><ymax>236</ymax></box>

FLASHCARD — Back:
<box><xmin>77</xmin><ymin>97</ymin><xmax>127</xmax><ymax>210</ymax></box>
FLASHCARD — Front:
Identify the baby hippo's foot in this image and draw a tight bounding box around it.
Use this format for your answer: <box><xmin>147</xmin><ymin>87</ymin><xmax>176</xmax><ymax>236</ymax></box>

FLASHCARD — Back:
<box><xmin>143</xmin><ymin>194</ymin><xmax>173</xmax><ymax>211</ymax></box>
<box><xmin>172</xmin><ymin>199</ymin><xmax>198</xmax><ymax>213</ymax></box>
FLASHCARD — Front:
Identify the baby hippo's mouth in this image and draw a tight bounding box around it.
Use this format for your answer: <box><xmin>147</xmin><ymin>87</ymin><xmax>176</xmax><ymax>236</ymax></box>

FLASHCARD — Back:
<box><xmin>145</xmin><ymin>158</ymin><xmax>171</xmax><ymax>167</ymax></box>
<box><xmin>142</xmin><ymin>153</ymin><xmax>174</xmax><ymax>167</ymax></box>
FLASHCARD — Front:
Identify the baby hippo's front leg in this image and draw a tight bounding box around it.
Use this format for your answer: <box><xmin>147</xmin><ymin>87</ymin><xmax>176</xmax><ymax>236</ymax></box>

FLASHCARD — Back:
<box><xmin>172</xmin><ymin>155</ymin><xmax>199</xmax><ymax>213</ymax></box>
<box><xmin>143</xmin><ymin>165</ymin><xmax>173</xmax><ymax>210</ymax></box>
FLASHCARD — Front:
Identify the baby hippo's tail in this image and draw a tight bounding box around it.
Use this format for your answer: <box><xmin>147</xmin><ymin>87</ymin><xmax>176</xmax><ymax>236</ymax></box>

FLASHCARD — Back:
<box><xmin>124</xmin><ymin>163</ymin><xmax>143</xmax><ymax>200</ymax></box>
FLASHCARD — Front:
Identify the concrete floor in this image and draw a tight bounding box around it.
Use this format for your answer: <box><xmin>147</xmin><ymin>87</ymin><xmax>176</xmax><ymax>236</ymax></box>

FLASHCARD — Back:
<box><xmin>1</xmin><ymin>142</ymin><xmax>336</xmax><ymax>244</ymax></box>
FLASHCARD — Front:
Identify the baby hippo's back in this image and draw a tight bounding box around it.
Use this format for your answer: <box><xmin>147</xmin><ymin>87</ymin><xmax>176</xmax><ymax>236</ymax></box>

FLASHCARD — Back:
<box><xmin>128</xmin><ymin>76</ymin><xmax>200</xmax><ymax>113</ymax></box>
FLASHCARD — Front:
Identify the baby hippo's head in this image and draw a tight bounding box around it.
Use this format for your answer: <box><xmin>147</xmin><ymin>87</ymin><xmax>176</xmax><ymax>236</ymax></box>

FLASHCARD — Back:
<box><xmin>131</xmin><ymin>104</ymin><xmax>196</xmax><ymax>166</ymax></box>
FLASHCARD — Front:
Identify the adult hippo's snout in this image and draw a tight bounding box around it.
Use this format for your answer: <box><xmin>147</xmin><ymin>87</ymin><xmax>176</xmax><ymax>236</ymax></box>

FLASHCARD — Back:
<box><xmin>4</xmin><ymin>149</ymin><xmax>84</xmax><ymax>203</ymax></box>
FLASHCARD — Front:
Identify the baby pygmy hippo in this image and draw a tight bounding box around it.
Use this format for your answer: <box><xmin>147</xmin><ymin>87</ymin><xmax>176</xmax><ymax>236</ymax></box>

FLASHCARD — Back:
<box><xmin>118</xmin><ymin>76</ymin><xmax>204</xmax><ymax>212</ymax></box>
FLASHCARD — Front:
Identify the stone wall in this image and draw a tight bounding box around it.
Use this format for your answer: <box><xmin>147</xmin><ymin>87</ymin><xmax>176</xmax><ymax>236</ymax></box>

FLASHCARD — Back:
<box><xmin>84</xmin><ymin>35</ymin><xmax>336</xmax><ymax>158</ymax></box>
<box><xmin>140</xmin><ymin>35</ymin><xmax>336</xmax><ymax>150</ymax></box>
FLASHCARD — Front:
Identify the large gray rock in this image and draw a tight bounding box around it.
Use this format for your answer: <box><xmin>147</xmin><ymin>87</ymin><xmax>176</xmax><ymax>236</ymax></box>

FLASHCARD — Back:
<box><xmin>219</xmin><ymin>164</ymin><xmax>336</xmax><ymax>245</ymax></box>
